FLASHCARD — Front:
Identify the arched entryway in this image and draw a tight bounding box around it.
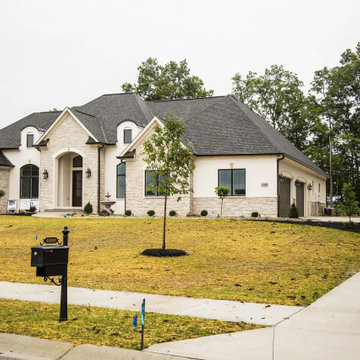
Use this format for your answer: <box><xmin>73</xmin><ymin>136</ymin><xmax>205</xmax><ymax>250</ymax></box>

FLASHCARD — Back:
<box><xmin>57</xmin><ymin>152</ymin><xmax>83</xmax><ymax>207</ymax></box>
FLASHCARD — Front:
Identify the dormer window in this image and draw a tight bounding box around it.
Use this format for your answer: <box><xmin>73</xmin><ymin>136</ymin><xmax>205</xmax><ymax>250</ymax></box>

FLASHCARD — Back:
<box><xmin>124</xmin><ymin>129</ymin><xmax>132</xmax><ymax>144</ymax></box>
<box><xmin>27</xmin><ymin>134</ymin><xmax>34</xmax><ymax>148</ymax></box>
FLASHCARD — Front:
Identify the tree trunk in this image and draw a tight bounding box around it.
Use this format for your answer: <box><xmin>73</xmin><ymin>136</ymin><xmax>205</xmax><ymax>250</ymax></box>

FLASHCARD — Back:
<box><xmin>329</xmin><ymin>134</ymin><xmax>333</xmax><ymax>208</ymax></box>
<box><xmin>163</xmin><ymin>193</ymin><xmax>167</xmax><ymax>250</ymax></box>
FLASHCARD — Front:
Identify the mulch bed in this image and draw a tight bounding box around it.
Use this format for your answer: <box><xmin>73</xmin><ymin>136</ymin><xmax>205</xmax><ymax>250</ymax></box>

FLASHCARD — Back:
<box><xmin>141</xmin><ymin>249</ymin><xmax>188</xmax><ymax>257</ymax></box>
<box><xmin>247</xmin><ymin>218</ymin><xmax>360</xmax><ymax>233</ymax></box>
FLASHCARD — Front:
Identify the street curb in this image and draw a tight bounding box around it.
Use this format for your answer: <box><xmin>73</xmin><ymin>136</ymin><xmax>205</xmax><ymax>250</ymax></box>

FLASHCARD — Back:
<box><xmin>0</xmin><ymin>334</ymin><xmax>195</xmax><ymax>360</ymax></box>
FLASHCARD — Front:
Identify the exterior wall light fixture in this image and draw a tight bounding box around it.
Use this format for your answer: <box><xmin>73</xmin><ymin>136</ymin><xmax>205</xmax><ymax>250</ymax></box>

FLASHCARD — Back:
<box><xmin>86</xmin><ymin>168</ymin><xmax>91</xmax><ymax>178</ymax></box>
<box><xmin>42</xmin><ymin>169</ymin><xmax>48</xmax><ymax>179</ymax></box>
<box><xmin>307</xmin><ymin>183</ymin><xmax>313</xmax><ymax>191</ymax></box>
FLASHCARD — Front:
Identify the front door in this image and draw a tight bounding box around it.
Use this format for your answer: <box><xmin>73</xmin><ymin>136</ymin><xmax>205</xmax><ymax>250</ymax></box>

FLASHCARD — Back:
<box><xmin>296</xmin><ymin>181</ymin><xmax>305</xmax><ymax>217</ymax></box>
<box><xmin>279</xmin><ymin>177</ymin><xmax>290</xmax><ymax>217</ymax></box>
<box><xmin>72</xmin><ymin>170</ymin><xmax>82</xmax><ymax>207</ymax></box>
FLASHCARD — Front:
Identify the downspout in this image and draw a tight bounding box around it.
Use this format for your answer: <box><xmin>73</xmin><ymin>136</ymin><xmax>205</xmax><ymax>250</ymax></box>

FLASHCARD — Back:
<box><xmin>277</xmin><ymin>154</ymin><xmax>285</xmax><ymax>217</ymax></box>
<box><xmin>98</xmin><ymin>144</ymin><xmax>104</xmax><ymax>215</ymax></box>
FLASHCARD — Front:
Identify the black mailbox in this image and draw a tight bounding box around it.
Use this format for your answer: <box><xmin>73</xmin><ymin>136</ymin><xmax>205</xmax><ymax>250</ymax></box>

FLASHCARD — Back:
<box><xmin>31</xmin><ymin>244</ymin><xmax>69</xmax><ymax>277</ymax></box>
<box><xmin>31</xmin><ymin>227</ymin><xmax>70</xmax><ymax>323</ymax></box>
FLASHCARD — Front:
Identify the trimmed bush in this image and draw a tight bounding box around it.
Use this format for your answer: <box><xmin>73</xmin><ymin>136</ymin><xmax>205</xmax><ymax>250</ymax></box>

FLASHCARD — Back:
<box><xmin>125</xmin><ymin>209</ymin><xmax>132</xmax><ymax>217</ymax></box>
<box><xmin>200</xmin><ymin>209</ymin><xmax>208</xmax><ymax>217</ymax></box>
<box><xmin>84</xmin><ymin>202</ymin><xmax>93</xmax><ymax>215</ymax></box>
<box><xmin>251</xmin><ymin>211</ymin><xmax>259</xmax><ymax>218</ymax></box>
<box><xmin>288</xmin><ymin>203</ymin><xmax>299</xmax><ymax>218</ymax></box>
<box><xmin>0</xmin><ymin>189</ymin><xmax>5</xmax><ymax>197</ymax></box>
<box><xmin>169</xmin><ymin>210</ymin><xmax>177</xmax><ymax>217</ymax></box>
<box><xmin>147</xmin><ymin>210</ymin><xmax>155</xmax><ymax>217</ymax></box>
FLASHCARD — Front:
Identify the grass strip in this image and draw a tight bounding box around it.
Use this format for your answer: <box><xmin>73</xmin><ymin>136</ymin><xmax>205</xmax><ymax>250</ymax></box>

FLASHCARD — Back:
<box><xmin>0</xmin><ymin>299</ymin><xmax>262</xmax><ymax>350</ymax></box>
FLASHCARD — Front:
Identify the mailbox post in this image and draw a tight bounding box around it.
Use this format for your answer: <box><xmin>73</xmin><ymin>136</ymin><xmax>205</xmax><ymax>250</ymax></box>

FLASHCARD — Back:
<box><xmin>60</xmin><ymin>226</ymin><xmax>69</xmax><ymax>322</ymax></box>
<box><xmin>31</xmin><ymin>226</ymin><xmax>70</xmax><ymax>322</ymax></box>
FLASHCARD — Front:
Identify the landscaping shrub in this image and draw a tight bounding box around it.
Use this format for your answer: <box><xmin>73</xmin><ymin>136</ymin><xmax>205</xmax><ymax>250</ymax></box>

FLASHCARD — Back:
<box><xmin>251</xmin><ymin>211</ymin><xmax>259</xmax><ymax>217</ymax></box>
<box><xmin>0</xmin><ymin>189</ymin><xmax>5</xmax><ymax>197</ymax></box>
<box><xmin>169</xmin><ymin>210</ymin><xmax>177</xmax><ymax>217</ymax></box>
<box><xmin>147</xmin><ymin>210</ymin><xmax>155</xmax><ymax>217</ymax></box>
<box><xmin>125</xmin><ymin>210</ymin><xmax>132</xmax><ymax>217</ymax></box>
<box><xmin>84</xmin><ymin>202</ymin><xmax>93</xmax><ymax>215</ymax></box>
<box><xmin>288</xmin><ymin>203</ymin><xmax>299</xmax><ymax>218</ymax></box>
<box><xmin>200</xmin><ymin>210</ymin><xmax>208</xmax><ymax>217</ymax></box>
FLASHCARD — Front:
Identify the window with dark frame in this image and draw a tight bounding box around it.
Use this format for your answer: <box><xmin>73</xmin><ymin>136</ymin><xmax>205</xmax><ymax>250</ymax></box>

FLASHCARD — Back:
<box><xmin>116</xmin><ymin>162</ymin><xmax>126</xmax><ymax>198</ymax></box>
<box><xmin>124</xmin><ymin>129</ymin><xmax>132</xmax><ymax>144</ymax></box>
<box><xmin>145</xmin><ymin>170</ymin><xmax>168</xmax><ymax>196</ymax></box>
<box><xmin>72</xmin><ymin>155</ymin><xmax>83</xmax><ymax>168</ymax></box>
<box><xmin>20</xmin><ymin>164</ymin><xmax>39</xmax><ymax>199</ymax></box>
<box><xmin>218</xmin><ymin>169</ymin><xmax>246</xmax><ymax>196</ymax></box>
<box><xmin>26</xmin><ymin>134</ymin><xmax>34</xmax><ymax>148</ymax></box>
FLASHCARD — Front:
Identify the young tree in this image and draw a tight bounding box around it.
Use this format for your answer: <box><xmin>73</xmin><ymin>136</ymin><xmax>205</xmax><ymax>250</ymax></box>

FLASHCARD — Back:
<box><xmin>141</xmin><ymin>114</ymin><xmax>195</xmax><ymax>250</ymax></box>
<box><xmin>215</xmin><ymin>186</ymin><xmax>229</xmax><ymax>217</ymax></box>
<box><xmin>337</xmin><ymin>183</ymin><xmax>359</xmax><ymax>222</ymax></box>
<box><xmin>122</xmin><ymin>58</ymin><xmax>213</xmax><ymax>101</ymax></box>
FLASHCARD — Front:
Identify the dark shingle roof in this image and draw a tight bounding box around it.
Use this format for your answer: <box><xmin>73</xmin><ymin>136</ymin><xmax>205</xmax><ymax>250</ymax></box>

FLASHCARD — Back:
<box><xmin>0</xmin><ymin>111</ymin><xmax>61</xmax><ymax>149</ymax></box>
<box><xmin>0</xmin><ymin>150</ymin><xmax>14</xmax><ymax>167</ymax></box>
<box><xmin>0</xmin><ymin>93</ymin><xmax>325</xmax><ymax>175</ymax></box>
<box><xmin>148</xmin><ymin>95</ymin><xmax>325</xmax><ymax>175</ymax></box>
<box><xmin>73</xmin><ymin>93</ymin><xmax>152</xmax><ymax>144</ymax></box>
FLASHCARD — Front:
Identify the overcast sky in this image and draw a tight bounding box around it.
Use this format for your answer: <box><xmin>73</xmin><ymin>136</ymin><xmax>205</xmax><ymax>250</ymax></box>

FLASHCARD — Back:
<box><xmin>0</xmin><ymin>0</ymin><xmax>359</xmax><ymax>129</ymax></box>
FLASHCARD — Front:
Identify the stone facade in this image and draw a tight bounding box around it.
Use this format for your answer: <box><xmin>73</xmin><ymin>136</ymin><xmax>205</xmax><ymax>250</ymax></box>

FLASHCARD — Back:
<box><xmin>0</xmin><ymin>167</ymin><xmax>10</xmax><ymax>213</ymax></box>
<box><xmin>193</xmin><ymin>196</ymin><xmax>278</xmax><ymax>217</ymax></box>
<box><xmin>125</xmin><ymin>147</ymin><xmax>191</xmax><ymax>217</ymax></box>
<box><xmin>311</xmin><ymin>201</ymin><xmax>326</xmax><ymax>216</ymax></box>
<box><xmin>39</xmin><ymin>112</ymin><xmax>101</xmax><ymax>212</ymax></box>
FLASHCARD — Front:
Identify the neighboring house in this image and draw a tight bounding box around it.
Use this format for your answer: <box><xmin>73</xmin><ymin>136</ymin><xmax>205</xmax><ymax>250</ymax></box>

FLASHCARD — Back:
<box><xmin>0</xmin><ymin>93</ymin><xmax>327</xmax><ymax>217</ymax></box>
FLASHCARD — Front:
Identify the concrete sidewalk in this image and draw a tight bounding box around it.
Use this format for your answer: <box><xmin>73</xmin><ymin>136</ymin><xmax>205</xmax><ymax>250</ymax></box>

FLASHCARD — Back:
<box><xmin>0</xmin><ymin>282</ymin><xmax>302</xmax><ymax>326</ymax></box>
<box><xmin>146</xmin><ymin>272</ymin><xmax>360</xmax><ymax>359</ymax></box>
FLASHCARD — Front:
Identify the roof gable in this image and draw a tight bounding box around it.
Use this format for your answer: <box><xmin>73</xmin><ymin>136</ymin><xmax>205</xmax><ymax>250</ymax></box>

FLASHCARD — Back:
<box><xmin>36</xmin><ymin>108</ymin><xmax>99</xmax><ymax>145</ymax></box>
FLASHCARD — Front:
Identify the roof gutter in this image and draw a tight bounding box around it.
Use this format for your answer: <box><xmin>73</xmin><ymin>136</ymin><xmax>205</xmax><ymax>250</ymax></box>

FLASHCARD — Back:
<box><xmin>97</xmin><ymin>144</ymin><xmax>104</xmax><ymax>215</ymax></box>
<box><xmin>277</xmin><ymin>154</ymin><xmax>285</xmax><ymax>217</ymax></box>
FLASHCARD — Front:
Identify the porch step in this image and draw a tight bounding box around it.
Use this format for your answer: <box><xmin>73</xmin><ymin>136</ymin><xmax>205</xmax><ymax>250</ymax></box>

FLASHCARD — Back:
<box><xmin>44</xmin><ymin>208</ymin><xmax>83</xmax><ymax>213</ymax></box>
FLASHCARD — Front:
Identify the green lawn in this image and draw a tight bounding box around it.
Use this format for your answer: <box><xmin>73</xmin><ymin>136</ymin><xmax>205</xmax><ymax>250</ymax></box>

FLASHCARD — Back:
<box><xmin>1</xmin><ymin>216</ymin><xmax>360</xmax><ymax>306</ymax></box>
<box><xmin>0</xmin><ymin>299</ymin><xmax>260</xmax><ymax>349</ymax></box>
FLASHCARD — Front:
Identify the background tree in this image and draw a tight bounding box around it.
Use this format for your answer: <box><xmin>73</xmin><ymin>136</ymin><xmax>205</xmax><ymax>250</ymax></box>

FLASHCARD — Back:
<box><xmin>307</xmin><ymin>42</ymin><xmax>360</xmax><ymax>203</ymax></box>
<box><xmin>215</xmin><ymin>186</ymin><xmax>229</xmax><ymax>217</ymax></box>
<box><xmin>141</xmin><ymin>114</ymin><xmax>195</xmax><ymax>250</ymax></box>
<box><xmin>122</xmin><ymin>58</ymin><xmax>213</xmax><ymax>101</ymax></box>
<box><xmin>337</xmin><ymin>183</ymin><xmax>359</xmax><ymax>222</ymax></box>
<box><xmin>232</xmin><ymin>64</ymin><xmax>309</xmax><ymax>150</ymax></box>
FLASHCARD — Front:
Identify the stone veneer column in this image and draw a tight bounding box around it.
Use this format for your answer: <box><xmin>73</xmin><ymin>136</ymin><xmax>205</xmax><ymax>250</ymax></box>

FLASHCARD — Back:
<box><xmin>0</xmin><ymin>168</ymin><xmax>10</xmax><ymax>213</ymax></box>
<box><xmin>39</xmin><ymin>113</ymin><xmax>100</xmax><ymax>212</ymax></box>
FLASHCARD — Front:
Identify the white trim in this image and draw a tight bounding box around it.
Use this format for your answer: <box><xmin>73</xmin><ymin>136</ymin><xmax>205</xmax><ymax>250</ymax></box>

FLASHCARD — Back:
<box><xmin>53</xmin><ymin>148</ymin><xmax>86</xmax><ymax>160</ymax></box>
<box><xmin>36</xmin><ymin>108</ymin><xmax>99</xmax><ymax>144</ymax></box>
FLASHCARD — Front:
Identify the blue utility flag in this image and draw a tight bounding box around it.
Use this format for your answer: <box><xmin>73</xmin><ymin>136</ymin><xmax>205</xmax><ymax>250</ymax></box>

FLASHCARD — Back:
<box><xmin>132</xmin><ymin>313</ymin><xmax>138</xmax><ymax>328</ymax></box>
<box><xmin>141</xmin><ymin>299</ymin><xmax>145</xmax><ymax>328</ymax></box>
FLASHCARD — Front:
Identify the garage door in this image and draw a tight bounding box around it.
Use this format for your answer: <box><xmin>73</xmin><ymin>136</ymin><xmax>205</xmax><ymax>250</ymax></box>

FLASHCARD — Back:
<box><xmin>296</xmin><ymin>181</ymin><xmax>305</xmax><ymax>217</ymax></box>
<box><xmin>279</xmin><ymin>177</ymin><xmax>290</xmax><ymax>217</ymax></box>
